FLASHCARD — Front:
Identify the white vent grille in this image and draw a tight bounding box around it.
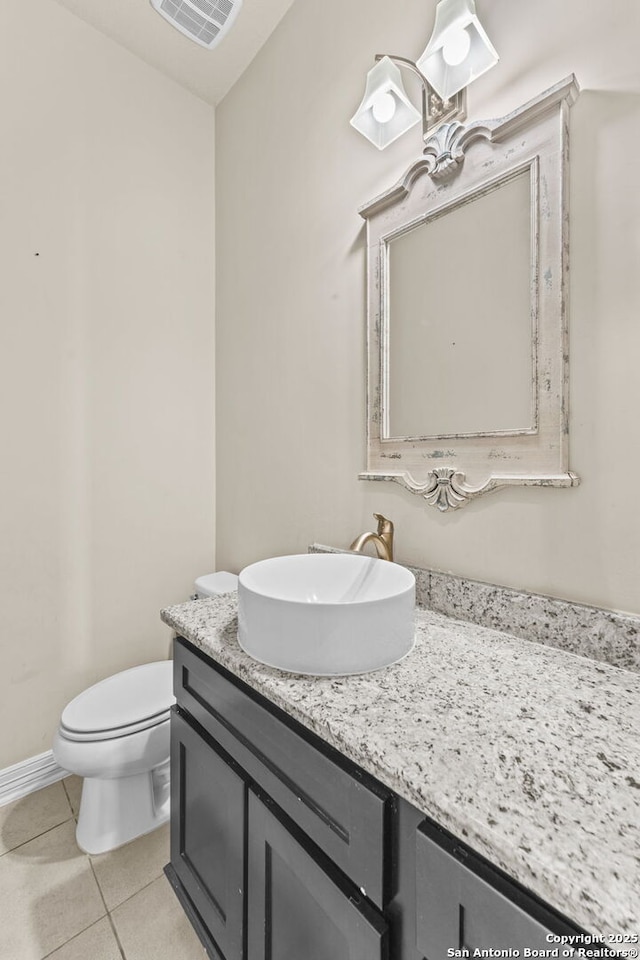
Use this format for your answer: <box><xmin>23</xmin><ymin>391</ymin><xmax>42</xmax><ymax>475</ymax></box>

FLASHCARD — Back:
<box><xmin>150</xmin><ymin>0</ymin><xmax>242</xmax><ymax>49</ymax></box>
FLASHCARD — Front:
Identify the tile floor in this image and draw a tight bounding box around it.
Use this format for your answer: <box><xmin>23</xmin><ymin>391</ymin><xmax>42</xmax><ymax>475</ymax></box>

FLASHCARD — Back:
<box><xmin>0</xmin><ymin>777</ymin><xmax>207</xmax><ymax>959</ymax></box>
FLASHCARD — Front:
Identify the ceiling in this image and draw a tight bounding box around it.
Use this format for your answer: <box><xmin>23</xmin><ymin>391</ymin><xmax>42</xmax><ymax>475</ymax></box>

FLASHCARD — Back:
<box><xmin>53</xmin><ymin>0</ymin><xmax>297</xmax><ymax>105</ymax></box>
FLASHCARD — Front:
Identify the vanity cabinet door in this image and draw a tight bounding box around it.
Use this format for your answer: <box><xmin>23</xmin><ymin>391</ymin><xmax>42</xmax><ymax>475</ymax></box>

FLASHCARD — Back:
<box><xmin>247</xmin><ymin>790</ymin><xmax>388</xmax><ymax>960</ymax></box>
<box><xmin>170</xmin><ymin>709</ymin><xmax>245</xmax><ymax>960</ymax></box>
<box><xmin>415</xmin><ymin>820</ymin><xmax>573</xmax><ymax>958</ymax></box>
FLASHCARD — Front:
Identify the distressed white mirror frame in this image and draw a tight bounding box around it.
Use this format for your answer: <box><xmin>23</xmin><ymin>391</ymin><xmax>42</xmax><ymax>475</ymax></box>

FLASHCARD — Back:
<box><xmin>359</xmin><ymin>76</ymin><xmax>580</xmax><ymax>512</ymax></box>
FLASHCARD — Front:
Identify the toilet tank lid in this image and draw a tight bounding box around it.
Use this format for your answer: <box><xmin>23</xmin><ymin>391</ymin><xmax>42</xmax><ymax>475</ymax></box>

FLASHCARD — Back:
<box><xmin>195</xmin><ymin>572</ymin><xmax>238</xmax><ymax>597</ymax></box>
<box><xmin>61</xmin><ymin>661</ymin><xmax>175</xmax><ymax>734</ymax></box>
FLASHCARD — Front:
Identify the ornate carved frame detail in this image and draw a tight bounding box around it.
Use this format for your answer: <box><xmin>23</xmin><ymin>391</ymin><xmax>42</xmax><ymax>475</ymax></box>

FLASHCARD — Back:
<box><xmin>358</xmin><ymin>77</ymin><xmax>580</xmax><ymax>512</ymax></box>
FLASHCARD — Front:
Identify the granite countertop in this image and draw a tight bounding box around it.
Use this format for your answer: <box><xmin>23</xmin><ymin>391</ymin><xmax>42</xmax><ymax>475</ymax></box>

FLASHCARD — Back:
<box><xmin>161</xmin><ymin>594</ymin><xmax>640</xmax><ymax>941</ymax></box>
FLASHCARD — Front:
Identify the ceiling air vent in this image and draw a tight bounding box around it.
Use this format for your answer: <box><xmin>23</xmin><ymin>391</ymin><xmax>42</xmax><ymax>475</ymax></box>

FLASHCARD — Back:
<box><xmin>150</xmin><ymin>0</ymin><xmax>242</xmax><ymax>50</ymax></box>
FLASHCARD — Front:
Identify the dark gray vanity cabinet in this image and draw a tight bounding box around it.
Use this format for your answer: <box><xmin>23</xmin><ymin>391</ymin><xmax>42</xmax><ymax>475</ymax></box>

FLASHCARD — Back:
<box><xmin>168</xmin><ymin>637</ymin><xmax>389</xmax><ymax>960</ymax></box>
<box><xmin>167</xmin><ymin>636</ymin><xmax>589</xmax><ymax>960</ymax></box>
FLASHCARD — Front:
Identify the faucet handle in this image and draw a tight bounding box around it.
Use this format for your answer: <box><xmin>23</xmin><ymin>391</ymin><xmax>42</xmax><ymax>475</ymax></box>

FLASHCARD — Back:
<box><xmin>373</xmin><ymin>513</ymin><xmax>393</xmax><ymax>535</ymax></box>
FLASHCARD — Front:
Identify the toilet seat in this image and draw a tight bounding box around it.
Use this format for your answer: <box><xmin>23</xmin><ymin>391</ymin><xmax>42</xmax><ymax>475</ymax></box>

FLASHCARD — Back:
<box><xmin>59</xmin><ymin>708</ymin><xmax>172</xmax><ymax>742</ymax></box>
<box><xmin>60</xmin><ymin>661</ymin><xmax>174</xmax><ymax>743</ymax></box>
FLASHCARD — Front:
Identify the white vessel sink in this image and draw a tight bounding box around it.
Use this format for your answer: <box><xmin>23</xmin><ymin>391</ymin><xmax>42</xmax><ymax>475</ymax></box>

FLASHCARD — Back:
<box><xmin>237</xmin><ymin>553</ymin><xmax>416</xmax><ymax>676</ymax></box>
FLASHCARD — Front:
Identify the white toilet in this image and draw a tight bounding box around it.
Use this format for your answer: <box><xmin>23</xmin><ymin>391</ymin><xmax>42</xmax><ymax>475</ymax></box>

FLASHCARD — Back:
<box><xmin>53</xmin><ymin>572</ymin><xmax>238</xmax><ymax>855</ymax></box>
<box><xmin>53</xmin><ymin>661</ymin><xmax>175</xmax><ymax>855</ymax></box>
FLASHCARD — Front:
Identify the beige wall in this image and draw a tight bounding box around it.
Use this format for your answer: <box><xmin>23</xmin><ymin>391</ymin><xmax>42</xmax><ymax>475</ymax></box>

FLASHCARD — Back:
<box><xmin>216</xmin><ymin>0</ymin><xmax>640</xmax><ymax>616</ymax></box>
<box><xmin>0</xmin><ymin>1</ymin><xmax>215</xmax><ymax>767</ymax></box>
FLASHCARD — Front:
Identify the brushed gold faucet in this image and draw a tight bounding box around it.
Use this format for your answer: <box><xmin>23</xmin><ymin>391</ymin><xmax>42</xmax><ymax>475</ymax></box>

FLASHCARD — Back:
<box><xmin>349</xmin><ymin>513</ymin><xmax>394</xmax><ymax>562</ymax></box>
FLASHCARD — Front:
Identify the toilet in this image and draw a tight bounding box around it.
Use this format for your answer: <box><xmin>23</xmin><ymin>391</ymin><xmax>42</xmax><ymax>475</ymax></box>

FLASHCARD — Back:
<box><xmin>53</xmin><ymin>661</ymin><xmax>175</xmax><ymax>855</ymax></box>
<box><xmin>53</xmin><ymin>572</ymin><xmax>238</xmax><ymax>855</ymax></box>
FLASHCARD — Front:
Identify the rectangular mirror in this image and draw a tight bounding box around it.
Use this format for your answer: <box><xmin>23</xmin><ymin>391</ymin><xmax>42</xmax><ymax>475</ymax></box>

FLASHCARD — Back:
<box><xmin>387</xmin><ymin>168</ymin><xmax>534</xmax><ymax>439</ymax></box>
<box><xmin>358</xmin><ymin>77</ymin><xmax>580</xmax><ymax>512</ymax></box>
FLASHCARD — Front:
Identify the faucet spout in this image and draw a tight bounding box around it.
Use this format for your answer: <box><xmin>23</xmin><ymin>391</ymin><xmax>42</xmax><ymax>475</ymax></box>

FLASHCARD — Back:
<box><xmin>349</xmin><ymin>513</ymin><xmax>394</xmax><ymax>562</ymax></box>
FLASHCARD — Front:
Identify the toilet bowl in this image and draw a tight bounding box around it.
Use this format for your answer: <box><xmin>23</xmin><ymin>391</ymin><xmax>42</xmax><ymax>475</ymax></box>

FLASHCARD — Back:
<box><xmin>53</xmin><ymin>661</ymin><xmax>175</xmax><ymax>855</ymax></box>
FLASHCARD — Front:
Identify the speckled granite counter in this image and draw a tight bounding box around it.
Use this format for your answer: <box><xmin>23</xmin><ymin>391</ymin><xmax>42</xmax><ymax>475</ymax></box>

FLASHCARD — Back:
<box><xmin>161</xmin><ymin>594</ymin><xmax>640</xmax><ymax>941</ymax></box>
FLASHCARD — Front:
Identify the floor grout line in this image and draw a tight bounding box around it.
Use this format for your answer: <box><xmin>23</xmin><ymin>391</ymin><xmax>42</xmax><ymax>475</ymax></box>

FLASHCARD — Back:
<box><xmin>61</xmin><ymin>779</ymin><xmax>79</xmax><ymax>822</ymax></box>
<box><xmin>0</xmin><ymin>815</ymin><xmax>76</xmax><ymax>859</ymax></box>
<box><xmin>105</xmin><ymin>911</ymin><xmax>128</xmax><ymax>960</ymax></box>
<box><xmin>103</xmin><ymin>870</ymin><xmax>169</xmax><ymax>915</ymax></box>
<box><xmin>39</xmin><ymin>916</ymin><xmax>112</xmax><ymax>960</ymax></box>
<box><xmin>88</xmin><ymin>857</ymin><xmax>112</xmax><ymax>916</ymax></box>
<box><xmin>89</xmin><ymin>857</ymin><xmax>174</xmax><ymax>957</ymax></box>
<box><xmin>89</xmin><ymin>859</ymin><xmax>127</xmax><ymax>960</ymax></box>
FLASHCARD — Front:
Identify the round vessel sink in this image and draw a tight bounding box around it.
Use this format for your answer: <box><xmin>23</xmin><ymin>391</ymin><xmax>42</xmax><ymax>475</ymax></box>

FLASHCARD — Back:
<box><xmin>237</xmin><ymin>553</ymin><xmax>415</xmax><ymax>676</ymax></box>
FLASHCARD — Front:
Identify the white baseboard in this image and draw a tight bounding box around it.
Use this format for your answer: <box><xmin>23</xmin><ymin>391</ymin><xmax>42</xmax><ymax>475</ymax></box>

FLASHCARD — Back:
<box><xmin>0</xmin><ymin>751</ymin><xmax>69</xmax><ymax>807</ymax></box>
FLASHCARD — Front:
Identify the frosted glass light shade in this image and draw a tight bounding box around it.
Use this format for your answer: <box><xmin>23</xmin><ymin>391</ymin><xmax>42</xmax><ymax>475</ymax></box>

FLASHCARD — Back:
<box><xmin>416</xmin><ymin>0</ymin><xmax>498</xmax><ymax>101</ymax></box>
<box><xmin>350</xmin><ymin>57</ymin><xmax>422</xmax><ymax>150</ymax></box>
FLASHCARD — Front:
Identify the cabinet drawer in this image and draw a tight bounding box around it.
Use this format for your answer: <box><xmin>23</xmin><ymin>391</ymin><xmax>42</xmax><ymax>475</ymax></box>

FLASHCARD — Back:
<box><xmin>416</xmin><ymin>820</ymin><xmax>573</xmax><ymax>958</ymax></box>
<box><xmin>174</xmin><ymin>636</ymin><xmax>389</xmax><ymax>908</ymax></box>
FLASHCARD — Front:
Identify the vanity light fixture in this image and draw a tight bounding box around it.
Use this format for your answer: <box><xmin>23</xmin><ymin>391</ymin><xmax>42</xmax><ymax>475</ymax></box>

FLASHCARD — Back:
<box><xmin>417</xmin><ymin>0</ymin><xmax>499</xmax><ymax>100</ymax></box>
<box><xmin>350</xmin><ymin>0</ymin><xmax>498</xmax><ymax>150</ymax></box>
<box><xmin>349</xmin><ymin>57</ymin><xmax>423</xmax><ymax>150</ymax></box>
